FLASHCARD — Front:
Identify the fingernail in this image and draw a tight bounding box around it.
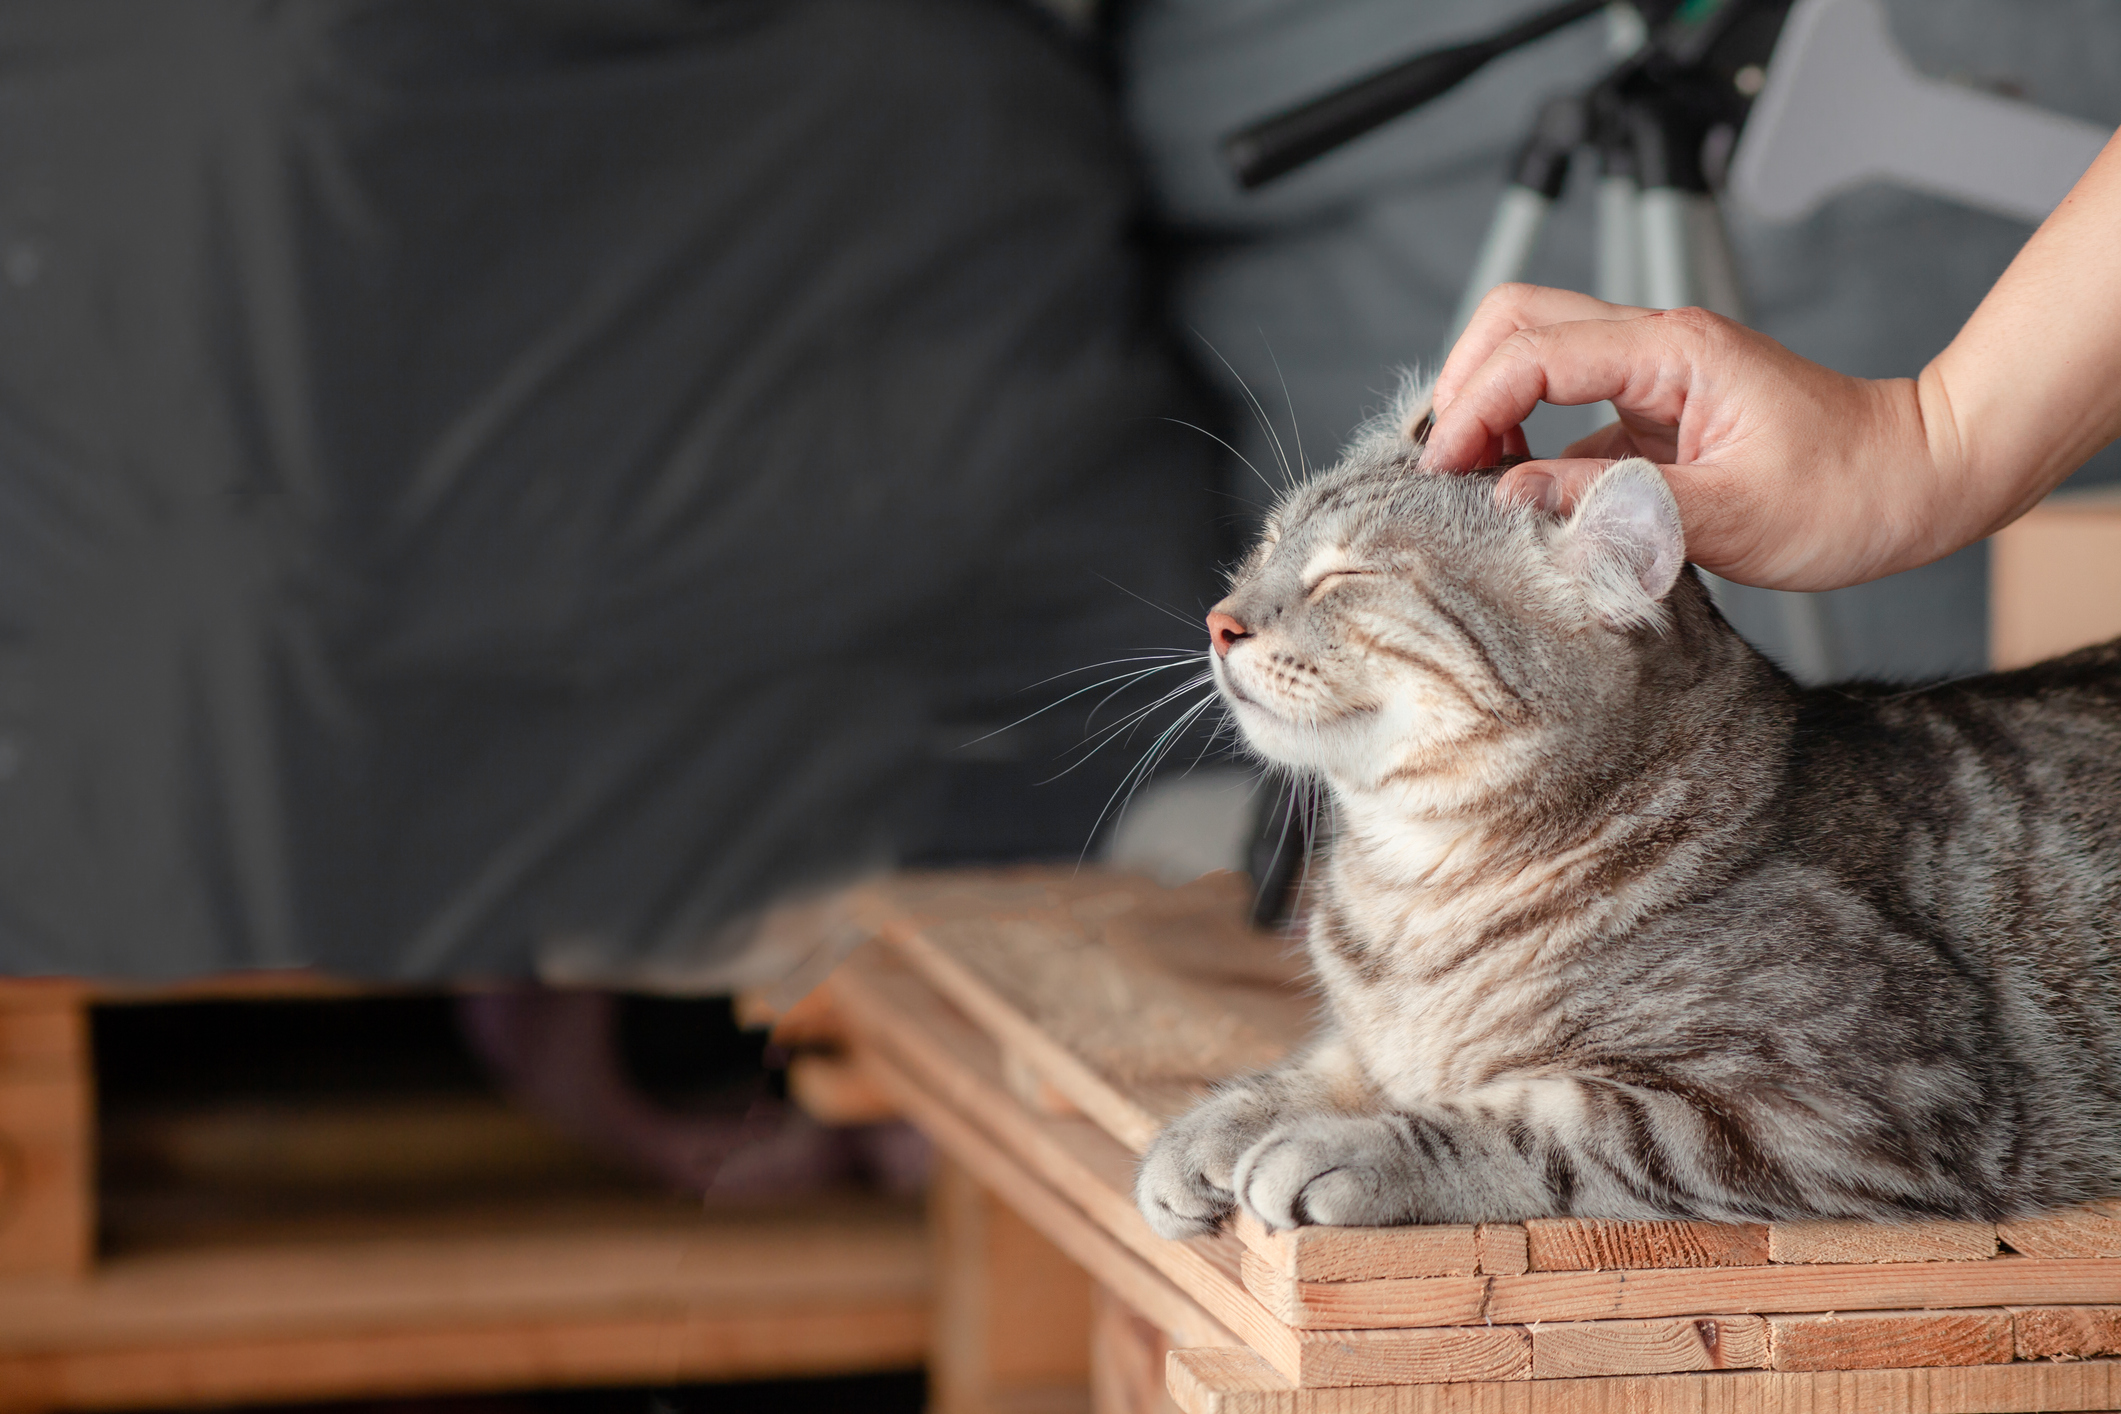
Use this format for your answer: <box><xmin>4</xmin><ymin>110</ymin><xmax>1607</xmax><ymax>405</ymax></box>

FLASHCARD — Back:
<box><xmin>1503</xmin><ymin>469</ymin><xmax>1561</xmax><ymax>512</ymax></box>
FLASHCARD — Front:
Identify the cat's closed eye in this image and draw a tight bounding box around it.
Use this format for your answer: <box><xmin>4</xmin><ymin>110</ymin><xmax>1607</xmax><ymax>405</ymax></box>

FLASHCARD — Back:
<box><xmin>1305</xmin><ymin>569</ymin><xmax>1374</xmax><ymax>600</ymax></box>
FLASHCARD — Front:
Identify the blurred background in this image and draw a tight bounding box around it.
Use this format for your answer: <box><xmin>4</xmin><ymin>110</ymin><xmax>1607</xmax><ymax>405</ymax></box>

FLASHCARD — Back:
<box><xmin>0</xmin><ymin>1</ymin><xmax>2115</xmax><ymax>1411</ymax></box>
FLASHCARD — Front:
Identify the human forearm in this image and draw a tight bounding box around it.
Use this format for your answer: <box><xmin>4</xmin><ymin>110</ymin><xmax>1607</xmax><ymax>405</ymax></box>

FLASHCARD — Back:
<box><xmin>1922</xmin><ymin>127</ymin><xmax>2121</xmax><ymax>543</ymax></box>
<box><xmin>1424</xmin><ymin>129</ymin><xmax>2121</xmax><ymax>593</ymax></box>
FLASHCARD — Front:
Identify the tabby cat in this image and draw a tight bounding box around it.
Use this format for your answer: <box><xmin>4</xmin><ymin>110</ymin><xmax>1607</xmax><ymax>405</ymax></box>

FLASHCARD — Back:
<box><xmin>1135</xmin><ymin>384</ymin><xmax>2121</xmax><ymax>1237</ymax></box>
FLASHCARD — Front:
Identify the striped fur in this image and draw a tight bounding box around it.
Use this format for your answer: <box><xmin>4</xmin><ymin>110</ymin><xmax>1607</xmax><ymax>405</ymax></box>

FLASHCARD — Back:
<box><xmin>1135</xmin><ymin>383</ymin><xmax>2121</xmax><ymax>1236</ymax></box>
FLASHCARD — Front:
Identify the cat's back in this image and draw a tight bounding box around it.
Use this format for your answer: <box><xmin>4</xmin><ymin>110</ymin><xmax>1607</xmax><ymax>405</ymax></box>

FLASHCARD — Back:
<box><xmin>1783</xmin><ymin>634</ymin><xmax>2121</xmax><ymax>966</ymax></box>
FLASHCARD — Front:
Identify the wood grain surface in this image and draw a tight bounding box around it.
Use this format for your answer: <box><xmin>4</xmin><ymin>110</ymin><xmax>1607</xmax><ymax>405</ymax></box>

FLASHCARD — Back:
<box><xmin>1528</xmin><ymin>1316</ymin><xmax>1769</xmax><ymax>1379</ymax></box>
<box><xmin>854</xmin><ymin>870</ymin><xmax>1307</xmax><ymax>1154</ymax></box>
<box><xmin>1167</xmin><ymin>1346</ymin><xmax>2121</xmax><ymax>1414</ymax></box>
<box><xmin>2011</xmin><ymin>1304</ymin><xmax>2121</xmax><ymax>1361</ymax></box>
<box><xmin>1765</xmin><ymin>1308</ymin><xmax>2013</xmax><ymax>1372</ymax></box>
<box><xmin>1524</xmin><ymin>1218</ymin><xmax>1768</xmax><ymax>1271</ymax></box>
<box><xmin>2000</xmin><ymin>1205</ymin><xmax>2121</xmax><ymax>1259</ymax></box>
<box><xmin>1235</xmin><ymin>1214</ymin><xmax>1478</xmax><ymax>1282</ymax></box>
<box><xmin>1768</xmin><ymin>1219</ymin><xmax>1997</xmax><ymax>1264</ymax></box>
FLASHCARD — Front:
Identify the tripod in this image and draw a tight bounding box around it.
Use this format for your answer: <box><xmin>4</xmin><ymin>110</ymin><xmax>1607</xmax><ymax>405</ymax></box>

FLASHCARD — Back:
<box><xmin>1442</xmin><ymin>8</ymin><xmax>1841</xmax><ymax>692</ymax></box>
<box><xmin>1225</xmin><ymin>0</ymin><xmax>1836</xmax><ymax>924</ymax></box>
<box><xmin>1445</xmin><ymin>66</ymin><xmax>1750</xmax><ymax>345</ymax></box>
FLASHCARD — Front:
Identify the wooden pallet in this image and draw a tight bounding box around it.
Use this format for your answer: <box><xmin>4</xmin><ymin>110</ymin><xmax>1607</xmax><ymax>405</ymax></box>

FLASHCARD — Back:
<box><xmin>817</xmin><ymin>866</ymin><xmax>2121</xmax><ymax>1410</ymax></box>
<box><xmin>1992</xmin><ymin>485</ymin><xmax>2121</xmax><ymax>668</ymax></box>
<box><xmin>0</xmin><ymin>975</ymin><xmax>931</xmax><ymax>1412</ymax></box>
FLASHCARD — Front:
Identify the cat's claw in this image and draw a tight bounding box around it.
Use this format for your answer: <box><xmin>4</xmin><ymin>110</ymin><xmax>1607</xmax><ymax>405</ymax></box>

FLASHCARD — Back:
<box><xmin>1136</xmin><ymin>1088</ymin><xmax>1288</xmax><ymax>1240</ymax></box>
<box><xmin>1134</xmin><ymin>1131</ymin><xmax>1236</xmax><ymax>1238</ymax></box>
<box><xmin>1234</xmin><ymin>1116</ymin><xmax>1418</xmax><ymax>1229</ymax></box>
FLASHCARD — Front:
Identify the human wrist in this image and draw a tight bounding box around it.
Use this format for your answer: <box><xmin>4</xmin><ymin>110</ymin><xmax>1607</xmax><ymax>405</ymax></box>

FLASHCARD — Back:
<box><xmin>1902</xmin><ymin>361</ymin><xmax>1995</xmax><ymax>569</ymax></box>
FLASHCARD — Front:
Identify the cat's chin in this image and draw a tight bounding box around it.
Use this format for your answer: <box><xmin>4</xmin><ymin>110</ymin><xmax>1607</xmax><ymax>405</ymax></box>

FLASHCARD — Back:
<box><xmin>1221</xmin><ymin>696</ymin><xmax>1372</xmax><ymax>777</ymax></box>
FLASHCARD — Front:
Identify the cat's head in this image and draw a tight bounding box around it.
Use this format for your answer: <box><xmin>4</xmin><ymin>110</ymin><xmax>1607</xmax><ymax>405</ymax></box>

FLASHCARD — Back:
<box><xmin>1208</xmin><ymin>390</ymin><xmax>1691</xmax><ymax>795</ymax></box>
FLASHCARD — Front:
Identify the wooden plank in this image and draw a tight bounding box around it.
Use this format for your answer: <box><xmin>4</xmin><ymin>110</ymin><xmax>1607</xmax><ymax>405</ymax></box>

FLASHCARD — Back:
<box><xmin>2012</xmin><ymin>1304</ymin><xmax>2121</xmax><ymax>1361</ymax></box>
<box><xmin>2000</xmin><ymin>1205</ymin><xmax>2121</xmax><ymax>1258</ymax></box>
<box><xmin>1233</xmin><ymin>1213</ymin><xmax>1477</xmax><ymax>1282</ymax></box>
<box><xmin>861</xmin><ymin>882</ymin><xmax>1174</xmax><ymax>1153</ymax></box>
<box><xmin>0</xmin><ymin>1204</ymin><xmax>928</xmax><ymax>1353</ymax></box>
<box><xmin>1166</xmin><ymin>1347</ymin><xmax>2121</xmax><ymax>1414</ymax></box>
<box><xmin>2002</xmin><ymin>1305</ymin><xmax>2121</xmax><ymax>1356</ymax></box>
<box><xmin>852</xmin><ymin>1044</ymin><xmax>1238</xmax><ymax>1358</ymax></box>
<box><xmin>930</xmin><ymin>1157</ymin><xmax>1093</xmax><ymax>1414</ymax></box>
<box><xmin>788</xmin><ymin>1052</ymin><xmax>899</xmax><ymax>1125</ymax></box>
<box><xmin>838</xmin><ymin>955</ymin><xmax>1532</xmax><ymax>1390</ymax></box>
<box><xmin>1766</xmin><ymin>1308</ymin><xmax>2013</xmax><ymax>1372</ymax></box>
<box><xmin>99</xmin><ymin>1094</ymin><xmax>616</xmax><ymax>1194</ymax></box>
<box><xmin>0</xmin><ymin>1301</ymin><xmax>927</xmax><ymax>1413</ymax></box>
<box><xmin>1991</xmin><ymin>487</ymin><xmax>2121</xmax><ymax>669</ymax></box>
<box><xmin>1006</xmin><ymin>1049</ymin><xmax>1088</xmax><ymax>1118</ymax></box>
<box><xmin>1263</xmin><ymin>1256</ymin><xmax>2121</xmax><ymax>1330</ymax></box>
<box><xmin>1523</xmin><ymin>1218</ymin><xmax>1767</xmax><ymax>1271</ymax></box>
<box><xmin>1293</xmin><ymin>1327</ymin><xmax>1530</xmax><ymax>1388</ymax></box>
<box><xmin>1529</xmin><ymin>1316</ymin><xmax>1768</xmax><ymax>1379</ymax></box>
<box><xmin>1094</xmin><ymin>1285</ymin><xmax>1183</xmax><ymax>1414</ymax></box>
<box><xmin>1768</xmin><ymin>1219</ymin><xmax>1997</xmax><ymax>1264</ymax></box>
<box><xmin>1240</xmin><ymin>1251</ymin><xmax>1486</xmax><ymax>1329</ymax></box>
<box><xmin>861</xmin><ymin>985</ymin><xmax>2121</xmax><ymax>1392</ymax></box>
<box><xmin>736</xmin><ymin>977</ymin><xmax>852</xmax><ymax>1050</ymax></box>
<box><xmin>855</xmin><ymin>868</ymin><xmax>1309</xmax><ymax>1154</ymax></box>
<box><xmin>0</xmin><ymin>991</ymin><xmax>92</xmax><ymax>1279</ymax></box>
<box><xmin>1475</xmin><ymin>1224</ymin><xmax>1529</xmax><ymax>1276</ymax></box>
<box><xmin>830</xmin><ymin>953</ymin><xmax>1265</xmax><ymax>1359</ymax></box>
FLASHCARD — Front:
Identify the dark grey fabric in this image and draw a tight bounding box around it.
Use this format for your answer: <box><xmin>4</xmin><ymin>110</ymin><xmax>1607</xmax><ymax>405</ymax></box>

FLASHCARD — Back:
<box><xmin>0</xmin><ymin>0</ymin><xmax>1221</xmax><ymax>976</ymax></box>
<box><xmin>1121</xmin><ymin>0</ymin><xmax>2121</xmax><ymax>684</ymax></box>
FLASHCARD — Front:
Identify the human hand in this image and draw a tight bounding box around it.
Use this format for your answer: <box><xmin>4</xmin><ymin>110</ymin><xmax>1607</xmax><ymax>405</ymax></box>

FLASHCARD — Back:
<box><xmin>1420</xmin><ymin>285</ymin><xmax>1961</xmax><ymax>592</ymax></box>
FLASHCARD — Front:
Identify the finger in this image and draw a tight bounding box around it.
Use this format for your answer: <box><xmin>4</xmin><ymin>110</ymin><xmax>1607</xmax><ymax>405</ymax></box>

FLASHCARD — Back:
<box><xmin>1421</xmin><ymin>314</ymin><xmax>1706</xmax><ymax>472</ymax></box>
<box><xmin>1501</xmin><ymin>424</ymin><xmax>1531</xmax><ymax>461</ymax></box>
<box><xmin>1493</xmin><ymin>458</ymin><xmax>1618</xmax><ymax>514</ymax></box>
<box><xmin>1432</xmin><ymin>284</ymin><xmax>1648</xmax><ymax>411</ymax></box>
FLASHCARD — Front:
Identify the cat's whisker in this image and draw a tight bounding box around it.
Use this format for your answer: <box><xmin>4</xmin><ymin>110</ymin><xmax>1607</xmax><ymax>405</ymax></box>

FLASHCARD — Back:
<box><xmin>1073</xmin><ymin>671</ymin><xmax>1218</xmax><ymax>750</ymax></box>
<box><xmin>1019</xmin><ymin>650</ymin><xmax>1201</xmax><ymax>688</ymax></box>
<box><xmin>1193</xmin><ymin>333</ymin><xmax>1296</xmax><ymax>491</ymax></box>
<box><xmin>1081</xmin><ymin>666</ymin><xmax>1214</xmax><ymax>734</ymax></box>
<box><xmin>1262</xmin><ymin>333</ymin><xmax>1309</xmax><ymax>481</ymax></box>
<box><xmin>1093</xmin><ymin>574</ymin><xmax>1216</xmax><ymax>636</ymax></box>
<box><xmin>1036</xmin><ymin>672</ymin><xmax>1219</xmax><ymax>781</ymax></box>
<box><xmin>1006</xmin><ymin>655</ymin><xmax>1201</xmax><ymax>712</ymax></box>
<box><xmin>1155</xmin><ymin>416</ymin><xmax>1282</xmax><ymax>500</ymax></box>
<box><xmin>959</xmin><ymin>658</ymin><xmax>1202</xmax><ymax>750</ymax></box>
<box><xmin>1056</xmin><ymin>677</ymin><xmax>1217</xmax><ymax>779</ymax></box>
<box><xmin>1077</xmin><ymin>689</ymin><xmax>1223</xmax><ymax>864</ymax></box>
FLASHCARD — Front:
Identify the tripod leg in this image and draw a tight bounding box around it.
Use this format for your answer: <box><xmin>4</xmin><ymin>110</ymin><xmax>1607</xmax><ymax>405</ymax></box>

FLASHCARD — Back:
<box><xmin>1636</xmin><ymin>186</ymin><xmax>1700</xmax><ymax>312</ymax></box>
<box><xmin>1444</xmin><ymin>184</ymin><xmax>1553</xmax><ymax>354</ymax></box>
<box><xmin>1638</xmin><ymin>184</ymin><xmax>1839</xmax><ymax>679</ymax></box>
<box><xmin>1634</xmin><ymin>188</ymin><xmax>1747</xmax><ymax>320</ymax></box>
<box><xmin>1595</xmin><ymin>173</ymin><xmax>1640</xmax><ymax>306</ymax></box>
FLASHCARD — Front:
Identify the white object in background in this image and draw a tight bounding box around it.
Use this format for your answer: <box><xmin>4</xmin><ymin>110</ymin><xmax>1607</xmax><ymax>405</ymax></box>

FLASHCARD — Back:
<box><xmin>1104</xmin><ymin>767</ymin><xmax>1259</xmax><ymax>886</ymax></box>
<box><xmin>1729</xmin><ymin>0</ymin><xmax>2113</xmax><ymax>226</ymax></box>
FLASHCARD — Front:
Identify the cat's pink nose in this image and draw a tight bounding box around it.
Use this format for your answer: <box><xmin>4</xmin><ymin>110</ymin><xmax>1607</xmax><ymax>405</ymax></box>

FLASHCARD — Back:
<box><xmin>1207</xmin><ymin>611</ymin><xmax>1249</xmax><ymax>657</ymax></box>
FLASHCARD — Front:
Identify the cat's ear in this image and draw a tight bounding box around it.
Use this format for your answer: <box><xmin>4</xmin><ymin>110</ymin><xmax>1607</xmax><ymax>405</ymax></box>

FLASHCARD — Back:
<box><xmin>1352</xmin><ymin>371</ymin><xmax>1439</xmax><ymax>464</ymax></box>
<box><xmin>1552</xmin><ymin>457</ymin><xmax>1686</xmax><ymax>630</ymax></box>
<box><xmin>1401</xmin><ymin>386</ymin><xmax>1436</xmax><ymax>448</ymax></box>
<box><xmin>1394</xmin><ymin>372</ymin><xmax>1436</xmax><ymax>449</ymax></box>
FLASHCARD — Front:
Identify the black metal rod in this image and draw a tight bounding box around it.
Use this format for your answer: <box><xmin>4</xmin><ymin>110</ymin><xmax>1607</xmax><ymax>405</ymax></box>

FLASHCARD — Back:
<box><xmin>1222</xmin><ymin>0</ymin><xmax>1608</xmax><ymax>189</ymax></box>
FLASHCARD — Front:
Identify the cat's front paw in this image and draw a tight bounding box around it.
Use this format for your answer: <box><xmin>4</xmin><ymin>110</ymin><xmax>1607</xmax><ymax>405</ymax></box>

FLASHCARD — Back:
<box><xmin>1234</xmin><ymin>1114</ymin><xmax>1420</xmax><ymax>1229</ymax></box>
<box><xmin>1135</xmin><ymin>1090</ymin><xmax>1284</xmax><ymax>1240</ymax></box>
